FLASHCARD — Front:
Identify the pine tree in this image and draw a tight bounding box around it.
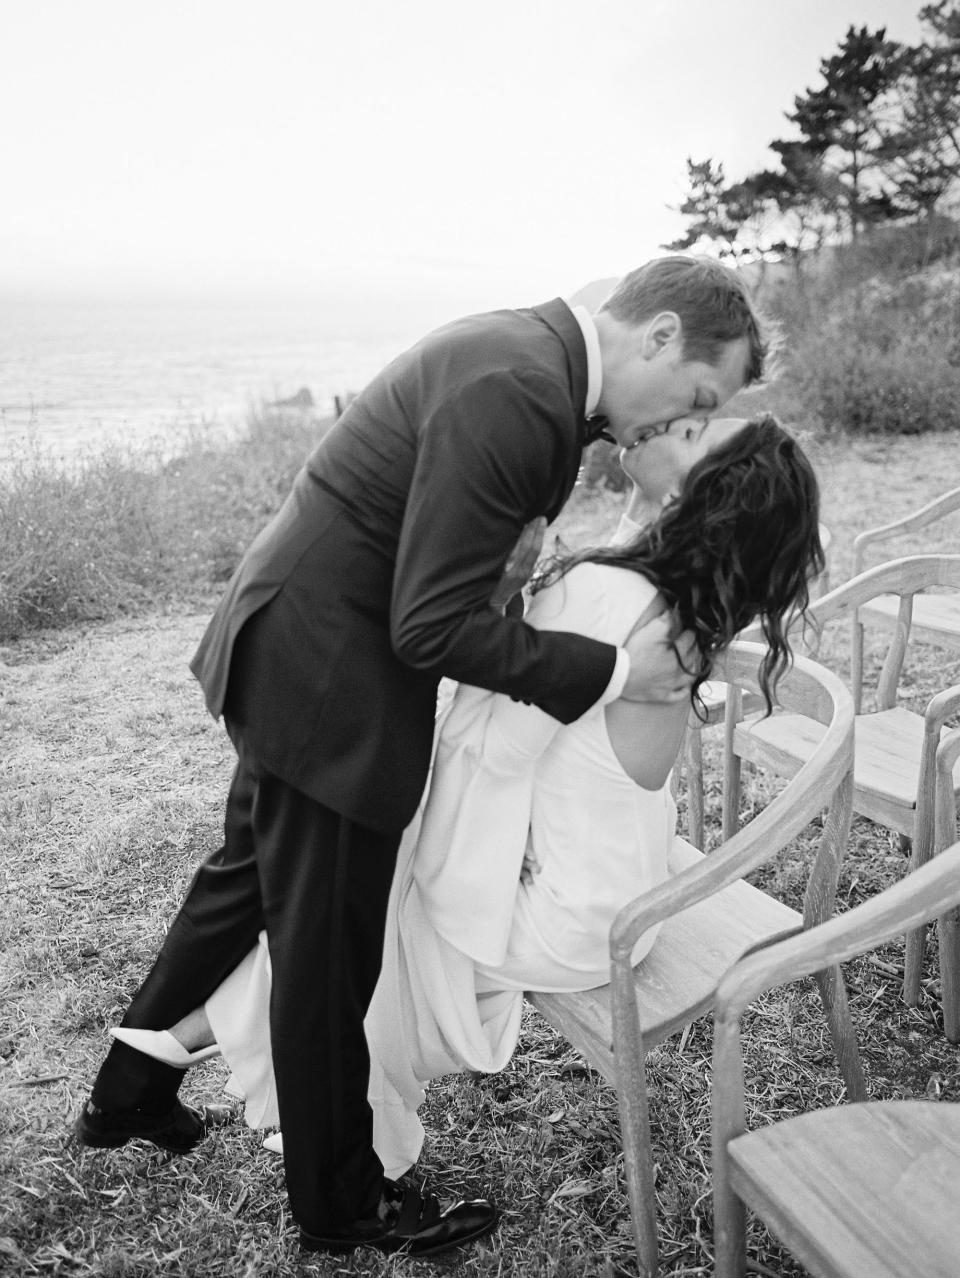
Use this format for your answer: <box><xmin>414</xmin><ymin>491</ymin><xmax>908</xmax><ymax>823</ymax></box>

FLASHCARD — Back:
<box><xmin>779</xmin><ymin>25</ymin><xmax>904</xmax><ymax>238</ymax></box>
<box><xmin>879</xmin><ymin>3</ymin><xmax>960</xmax><ymax>226</ymax></box>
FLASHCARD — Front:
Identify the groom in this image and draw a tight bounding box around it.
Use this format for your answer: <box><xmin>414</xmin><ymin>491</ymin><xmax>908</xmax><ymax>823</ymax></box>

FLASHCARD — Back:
<box><xmin>74</xmin><ymin>255</ymin><xmax>765</xmax><ymax>1258</ymax></box>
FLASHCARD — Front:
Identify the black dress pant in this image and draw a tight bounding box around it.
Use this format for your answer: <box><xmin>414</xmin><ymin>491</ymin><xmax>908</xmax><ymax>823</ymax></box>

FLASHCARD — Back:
<box><xmin>91</xmin><ymin>740</ymin><xmax>401</xmax><ymax>1234</ymax></box>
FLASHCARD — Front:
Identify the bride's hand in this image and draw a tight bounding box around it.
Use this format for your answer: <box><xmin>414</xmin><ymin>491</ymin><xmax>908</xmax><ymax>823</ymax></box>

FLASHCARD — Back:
<box><xmin>520</xmin><ymin>841</ymin><xmax>543</xmax><ymax>885</ymax></box>
<box><xmin>621</xmin><ymin>610</ymin><xmax>697</xmax><ymax>704</ymax></box>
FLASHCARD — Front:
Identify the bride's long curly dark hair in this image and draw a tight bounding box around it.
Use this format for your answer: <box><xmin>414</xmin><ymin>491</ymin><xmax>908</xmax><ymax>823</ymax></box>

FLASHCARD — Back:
<box><xmin>533</xmin><ymin>413</ymin><xmax>824</xmax><ymax>714</ymax></box>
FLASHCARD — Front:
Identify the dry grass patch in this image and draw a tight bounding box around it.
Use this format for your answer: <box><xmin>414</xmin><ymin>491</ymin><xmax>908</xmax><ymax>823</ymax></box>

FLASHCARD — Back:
<box><xmin>3</xmin><ymin>434</ymin><xmax>960</xmax><ymax>1275</ymax></box>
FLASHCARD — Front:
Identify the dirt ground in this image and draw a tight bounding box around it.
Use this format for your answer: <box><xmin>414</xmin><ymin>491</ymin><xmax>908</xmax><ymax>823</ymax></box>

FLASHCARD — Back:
<box><xmin>2</xmin><ymin>431</ymin><xmax>960</xmax><ymax>1276</ymax></box>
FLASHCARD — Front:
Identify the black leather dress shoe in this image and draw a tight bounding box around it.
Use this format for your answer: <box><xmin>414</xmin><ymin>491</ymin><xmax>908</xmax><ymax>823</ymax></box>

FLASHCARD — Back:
<box><xmin>72</xmin><ymin>1098</ymin><xmax>233</xmax><ymax>1154</ymax></box>
<box><xmin>300</xmin><ymin>1179</ymin><xmax>498</xmax><ymax>1257</ymax></box>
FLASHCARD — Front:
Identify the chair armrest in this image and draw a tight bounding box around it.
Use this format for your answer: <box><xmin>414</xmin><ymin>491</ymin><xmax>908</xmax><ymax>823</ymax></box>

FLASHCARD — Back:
<box><xmin>925</xmin><ymin>684</ymin><xmax>960</xmax><ymax>733</ymax></box>
<box><xmin>853</xmin><ymin>521</ymin><xmax>912</xmax><ymax>576</ymax></box>
<box><xmin>610</xmin><ymin>771</ymin><xmax>851</xmax><ymax>964</ymax></box>
<box><xmin>713</xmin><ymin>842</ymin><xmax>960</xmax><ymax>1023</ymax></box>
<box><xmin>812</xmin><ymin>555</ymin><xmax>960</xmax><ymax>625</ymax></box>
<box><xmin>852</xmin><ymin>488</ymin><xmax>960</xmax><ymax>575</ymax></box>
<box><xmin>910</xmin><ymin>689</ymin><xmax>960</xmax><ymax>896</ymax></box>
<box><xmin>610</xmin><ymin>645</ymin><xmax>855</xmax><ymax>963</ymax></box>
<box><xmin>936</xmin><ymin>728</ymin><xmax>960</xmax><ymax>854</ymax></box>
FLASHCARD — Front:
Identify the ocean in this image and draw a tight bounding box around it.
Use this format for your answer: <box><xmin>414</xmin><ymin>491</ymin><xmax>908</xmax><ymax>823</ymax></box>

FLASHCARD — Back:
<box><xmin>0</xmin><ymin>289</ymin><xmax>435</xmax><ymax>470</ymax></box>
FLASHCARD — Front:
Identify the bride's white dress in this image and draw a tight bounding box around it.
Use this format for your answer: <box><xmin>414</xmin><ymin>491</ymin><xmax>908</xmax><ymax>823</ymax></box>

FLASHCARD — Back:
<box><xmin>206</xmin><ymin>562</ymin><xmax>676</xmax><ymax>1177</ymax></box>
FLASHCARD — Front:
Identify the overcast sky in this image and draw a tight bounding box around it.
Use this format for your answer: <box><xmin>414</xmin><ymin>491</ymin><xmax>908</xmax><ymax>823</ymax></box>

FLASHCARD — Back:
<box><xmin>2</xmin><ymin>0</ymin><xmax>925</xmax><ymax>309</ymax></box>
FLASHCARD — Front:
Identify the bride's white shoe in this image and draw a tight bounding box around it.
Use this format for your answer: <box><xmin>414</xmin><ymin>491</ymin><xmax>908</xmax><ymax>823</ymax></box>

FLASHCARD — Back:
<box><xmin>109</xmin><ymin>1027</ymin><xmax>222</xmax><ymax>1068</ymax></box>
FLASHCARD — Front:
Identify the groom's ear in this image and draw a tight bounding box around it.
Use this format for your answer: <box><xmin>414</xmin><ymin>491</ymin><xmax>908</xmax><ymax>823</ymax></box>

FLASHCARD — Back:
<box><xmin>641</xmin><ymin>311</ymin><xmax>682</xmax><ymax>359</ymax></box>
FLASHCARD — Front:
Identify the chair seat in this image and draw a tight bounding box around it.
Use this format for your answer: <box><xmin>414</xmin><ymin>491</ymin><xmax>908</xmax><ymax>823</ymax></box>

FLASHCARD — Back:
<box><xmin>728</xmin><ymin>1101</ymin><xmax>960</xmax><ymax>1278</ymax></box>
<box><xmin>860</xmin><ymin>592</ymin><xmax>960</xmax><ymax>651</ymax></box>
<box><xmin>736</xmin><ymin>707</ymin><xmax>960</xmax><ymax>811</ymax></box>
<box><xmin>528</xmin><ymin>838</ymin><xmax>799</xmax><ymax>1085</ymax></box>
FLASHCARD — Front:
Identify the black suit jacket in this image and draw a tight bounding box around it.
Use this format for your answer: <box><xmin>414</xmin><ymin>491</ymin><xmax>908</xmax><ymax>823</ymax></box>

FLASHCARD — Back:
<box><xmin>190</xmin><ymin>298</ymin><xmax>618</xmax><ymax>832</ymax></box>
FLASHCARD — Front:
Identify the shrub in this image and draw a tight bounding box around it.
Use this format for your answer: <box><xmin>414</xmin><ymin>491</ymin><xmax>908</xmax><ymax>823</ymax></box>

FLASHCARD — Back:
<box><xmin>0</xmin><ymin>409</ymin><xmax>332</xmax><ymax>643</ymax></box>
<box><xmin>0</xmin><ymin>446</ymin><xmax>166</xmax><ymax>636</ymax></box>
<box><xmin>784</xmin><ymin>325</ymin><xmax>960</xmax><ymax>434</ymax></box>
<box><xmin>764</xmin><ymin>228</ymin><xmax>960</xmax><ymax>435</ymax></box>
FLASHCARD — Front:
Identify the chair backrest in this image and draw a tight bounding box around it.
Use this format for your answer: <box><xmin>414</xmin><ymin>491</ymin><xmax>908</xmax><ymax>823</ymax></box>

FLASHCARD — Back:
<box><xmin>853</xmin><ymin>487</ymin><xmax>960</xmax><ymax>577</ymax></box>
<box><xmin>809</xmin><ymin>522</ymin><xmax>834</xmax><ymax>601</ymax></box>
<box><xmin>610</xmin><ymin>640</ymin><xmax>854</xmax><ymax>967</ymax></box>
<box><xmin>710</xmin><ymin>839</ymin><xmax>960</xmax><ymax>1277</ymax></box>
<box><xmin>806</xmin><ymin>554</ymin><xmax>960</xmax><ymax>712</ymax></box>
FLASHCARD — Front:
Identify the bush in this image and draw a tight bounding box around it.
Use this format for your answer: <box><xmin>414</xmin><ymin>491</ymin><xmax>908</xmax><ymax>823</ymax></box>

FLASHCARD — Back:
<box><xmin>0</xmin><ymin>408</ymin><xmax>332</xmax><ymax>643</ymax></box>
<box><xmin>786</xmin><ymin>327</ymin><xmax>960</xmax><ymax>434</ymax></box>
<box><xmin>764</xmin><ymin>225</ymin><xmax>960</xmax><ymax>435</ymax></box>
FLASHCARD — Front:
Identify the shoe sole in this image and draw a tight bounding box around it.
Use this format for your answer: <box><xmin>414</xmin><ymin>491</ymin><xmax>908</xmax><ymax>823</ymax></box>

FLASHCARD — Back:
<box><xmin>405</xmin><ymin>1213</ymin><xmax>498</xmax><ymax>1257</ymax></box>
<box><xmin>302</xmin><ymin>1211</ymin><xmax>498</xmax><ymax>1257</ymax></box>
<box><xmin>72</xmin><ymin>1120</ymin><xmax>130</xmax><ymax>1149</ymax></box>
<box><xmin>71</xmin><ymin>1105</ymin><xmax>228</xmax><ymax>1154</ymax></box>
<box><xmin>73</xmin><ymin>1119</ymin><xmax>204</xmax><ymax>1154</ymax></box>
<box><xmin>73</xmin><ymin>1123</ymin><xmax>203</xmax><ymax>1154</ymax></box>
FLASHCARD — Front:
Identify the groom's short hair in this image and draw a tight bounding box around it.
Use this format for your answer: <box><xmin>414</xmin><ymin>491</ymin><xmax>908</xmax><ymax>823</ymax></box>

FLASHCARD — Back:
<box><xmin>601</xmin><ymin>255</ymin><xmax>766</xmax><ymax>384</ymax></box>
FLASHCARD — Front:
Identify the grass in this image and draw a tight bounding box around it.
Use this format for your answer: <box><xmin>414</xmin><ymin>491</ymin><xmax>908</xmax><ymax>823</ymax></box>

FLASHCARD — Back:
<box><xmin>0</xmin><ymin>408</ymin><xmax>329</xmax><ymax>643</ymax></box>
<box><xmin>3</xmin><ymin>429</ymin><xmax>960</xmax><ymax>1275</ymax></box>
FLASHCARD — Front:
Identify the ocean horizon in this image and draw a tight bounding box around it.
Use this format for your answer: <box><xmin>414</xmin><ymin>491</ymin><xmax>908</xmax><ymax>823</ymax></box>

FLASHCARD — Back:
<box><xmin>0</xmin><ymin>286</ymin><xmax>455</xmax><ymax>470</ymax></box>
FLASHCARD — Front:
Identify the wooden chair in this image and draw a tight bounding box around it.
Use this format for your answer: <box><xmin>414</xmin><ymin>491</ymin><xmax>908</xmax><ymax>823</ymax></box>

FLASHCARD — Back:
<box><xmin>853</xmin><ymin>486</ymin><xmax>960</xmax><ymax>650</ymax></box>
<box><xmin>726</xmin><ymin>555</ymin><xmax>960</xmax><ymax>1014</ymax></box>
<box><xmin>934</xmin><ymin>725</ymin><xmax>960</xmax><ymax>1039</ymax></box>
<box><xmin>711</xmin><ymin>839</ymin><xmax>960</xmax><ymax>1278</ymax></box>
<box><xmin>682</xmin><ymin>525</ymin><xmax>832</xmax><ymax>850</ymax></box>
<box><xmin>683</xmin><ymin>678</ymin><xmax>759</xmax><ymax>851</ymax></box>
<box><xmin>530</xmin><ymin>640</ymin><xmax>864</xmax><ymax>1277</ymax></box>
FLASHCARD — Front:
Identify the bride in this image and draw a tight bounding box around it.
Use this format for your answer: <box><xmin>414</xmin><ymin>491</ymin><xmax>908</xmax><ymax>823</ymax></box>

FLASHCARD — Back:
<box><xmin>109</xmin><ymin>412</ymin><xmax>823</xmax><ymax>1179</ymax></box>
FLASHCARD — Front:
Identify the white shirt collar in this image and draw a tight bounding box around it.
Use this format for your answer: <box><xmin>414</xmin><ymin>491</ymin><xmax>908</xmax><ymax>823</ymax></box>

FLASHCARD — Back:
<box><xmin>571</xmin><ymin>305</ymin><xmax>602</xmax><ymax>418</ymax></box>
<box><xmin>611</xmin><ymin>512</ymin><xmax>643</xmax><ymax>545</ymax></box>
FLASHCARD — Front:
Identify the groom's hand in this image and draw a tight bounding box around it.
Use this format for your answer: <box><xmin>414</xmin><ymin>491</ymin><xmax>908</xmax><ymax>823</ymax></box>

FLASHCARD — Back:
<box><xmin>490</xmin><ymin>517</ymin><xmax>547</xmax><ymax>613</ymax></box>
<box><xmin>621</xmin><ymin>613</ymin><xmax>697</xmax><ymax>704</ymax></box>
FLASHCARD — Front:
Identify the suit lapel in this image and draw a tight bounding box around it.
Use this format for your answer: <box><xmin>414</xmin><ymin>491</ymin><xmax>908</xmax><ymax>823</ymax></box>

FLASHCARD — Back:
<box><xmin>529</xmin><ymin>298</ymin><xmax>591</xmax><ymax>515</ymax></box>
<box><xmin>531</xmin><ymin>298</ymin><xmax>590</xmax><ymax>427</ymax></box>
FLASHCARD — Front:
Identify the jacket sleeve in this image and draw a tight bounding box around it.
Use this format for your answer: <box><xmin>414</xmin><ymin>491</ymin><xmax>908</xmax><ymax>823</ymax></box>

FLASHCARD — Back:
<box><xmin>389</xmin><ymin>368</ymin><xmax>617</xmax><ymax>724</ymax></box>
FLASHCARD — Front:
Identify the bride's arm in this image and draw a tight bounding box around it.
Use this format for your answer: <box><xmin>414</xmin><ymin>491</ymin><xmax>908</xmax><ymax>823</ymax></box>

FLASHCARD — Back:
<box><xmin>604</xmin><ymin>591</ymin><xmax>692</xmax><ymax>789</ymax></box>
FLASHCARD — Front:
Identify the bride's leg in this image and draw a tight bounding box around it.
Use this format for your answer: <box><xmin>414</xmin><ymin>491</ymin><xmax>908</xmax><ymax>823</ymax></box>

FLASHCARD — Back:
<box><xmin>168</xmin><ymin>1005</ymin><xmax>215</xmax><ymax>1052</ymax></box>
<box><xmin>107</xmin><ymin>1020</ymin><xmax>221</xmax><ymax>1068</ymax></box>
<box><xmin>205</xmin><ymin>935</ymin><xmax>280</xmax><ymax>1128</ymax></box>
<box><xmin>108</xmin><ymin>957</ymin><xmax>258</xmax><ymax>1070</ymax></box>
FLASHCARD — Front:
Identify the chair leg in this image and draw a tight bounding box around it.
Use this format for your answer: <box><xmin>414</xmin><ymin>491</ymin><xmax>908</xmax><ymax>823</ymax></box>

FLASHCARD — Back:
<box><xmin>802</xmin><ymin>773</ymin><xmax>864</xmax><ymax>1098</ymax></box>
<box><xmin>722</xmin><ymin>753</ymin><xmax>741</xmax><ymax>843</ymax></box>
<box><xmin>938</xmin><ymin>906</ymin><xmax>960</xmax><ymax>1043</ymax></box>
<box><xmin>903</xmin><ymin>835</ymin><xmax>929</xmax><ymax>1008</ymax></box>
<box><xmin>685</xmin><ymin>727</ymin><xmax>705</xmax><ymax>850</ymax></box>
<box><xmin>812</xmin><ymin>962</ymin><xmax>867</xmax><ymax>1102</ymax></box>
<box><xmin>903</xmin><ymin>925</ymin><xmax>929</xmax><ymax>1006</ymax></box>
<box><xmin>611</xmin><ymin>964</ymin><xmax>659</xmax><ymax>1277</ymax></box>
<box><xmin>616</xmin><ymin>1067</ymin><xmax>659</xmax><ymax>1278</ymax></box>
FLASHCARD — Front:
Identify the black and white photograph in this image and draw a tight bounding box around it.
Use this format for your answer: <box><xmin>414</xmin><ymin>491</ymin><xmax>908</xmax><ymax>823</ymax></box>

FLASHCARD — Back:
<box><xmin>2</xmin><ymin>2</ymin><xmax>959</xmax><ymax>1275</ymax></box>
